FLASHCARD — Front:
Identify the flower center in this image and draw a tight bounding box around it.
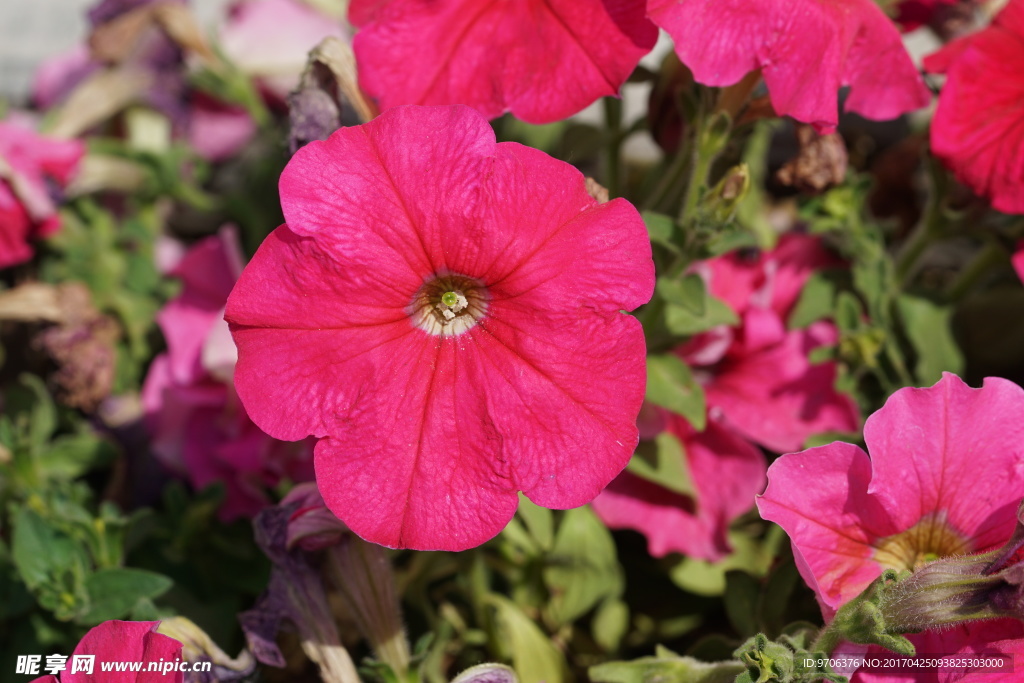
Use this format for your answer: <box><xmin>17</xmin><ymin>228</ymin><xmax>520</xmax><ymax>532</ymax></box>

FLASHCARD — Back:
<box><xmin>407</xmin><ymin>274</ymin><xmax>489</xmax><ymax>337</ymax></box>
<box><xmin>872</xmin><ymin>512</ymin><xmax>973</xmax><ymax>572</ymax></box>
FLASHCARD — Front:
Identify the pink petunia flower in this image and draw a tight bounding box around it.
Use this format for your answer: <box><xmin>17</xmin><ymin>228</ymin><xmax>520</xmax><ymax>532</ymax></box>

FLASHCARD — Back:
<box><xmin>758</xmin><ymin>373</ymin><xmax>1024</xmax><ymax>682</ymax></box>
<box><xmin>1013</xmin><ymin>243</ymin><xmax>1024</xmax><ymax>283</ymax></box>
<box><xmin>0</xmin><ymin>116</ymin><xmax>83</xmax><ymax>269</ymax></box>
<box><xmin>31</xmin><ymin>620</ymin><xmax>184</xmax><ymax>683</ymax></box>
<box><xmin>348</xmin><ymin>0</ymin><xmax>657</xmax><ymax>124</ymax></box>
<box><xmin>924</xmin><ymin>0</ymin><xmax>1024</xmax><ymax>215</ymax></box>
<box><xmin>142</xmin><ymin>227</ymin><xmax>313</xmax><ymax>520</ymax></box>
<box><xmin>682</xmin><ymin>234</ymin><xmax>860</xmax><ymax>453</ymax></box>
<box><xmin>647</xmin><ymin>0</ymin><xmax>932</xmax><ymax>133</ymax></box>
<box><xmin>225</xmin><ymin>104</ymin><xmax>654</xmax><ymax>550</ymax></box>
<box><xmin>592</xmin><ymin>406</ymin><xmax>766</xmax><ymax>560</ymax></box>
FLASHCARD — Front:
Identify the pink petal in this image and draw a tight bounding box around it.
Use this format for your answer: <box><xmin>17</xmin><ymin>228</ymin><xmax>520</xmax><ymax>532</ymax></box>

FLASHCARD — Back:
<box><xmin>863</xmin><ymin>374</ymin><xmax>1024</xmax><ymax>550</ymax></box>
<box><xmin>188</xmin><ymin>97</ymin><xmax>257</xmax><ymax>162</ymax></box>
<box><xmin>924</xmin><ymin>3</ymin><xmax>1024</xmax><ymax>214</ymax></box>
<box><xmin>350</xmin><ymin>0</ymin><xmax>657</xmax><ymax>123</ymax></box>
<box><xmin>757</xmin><ymin>441</ymin><xmax>897</xmax><ymax>611</ymax></box>
<box><xmin>594</xmin><ymin>417</ymin><xmax>766</xmax><ymax>560</ymax></box>
<box><xmin>64</xmin><ymin>620</ymin><xmax>183</xmax><ymax>683</ymax></box>
<box><xmin>703</xmin><ymin>320</ymin><xmax>859</xmax><ymax>453</ymax></box>
<box><xmin>648</xmin><ymin>0</ymin><xmax>931</xmax><ymax>133</ymax></box>
<box><xmin>1014</xmin><ymin>244</ymin><xmax>1024</xmax><ymax>284</ymax></box>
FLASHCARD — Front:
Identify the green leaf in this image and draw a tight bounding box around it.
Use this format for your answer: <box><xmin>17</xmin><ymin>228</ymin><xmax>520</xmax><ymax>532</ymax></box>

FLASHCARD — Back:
<box><xmin>642</xmin><ymin>211</ymin><xmax>677</xmax><ymax>250</ymax></box>
<box><xmin>788</xmin><ymin>273</ymin><xmax>837</xmax><ymax>329</ymax></box>
<box><xmin>516</xmin><ymin>495</ymin><xmax>554</xmax><ymax>552</ymax></box>
<box><xmin>663</xmin><ymin>297</ymin><xmax>738</xmax><ymax>337</ymax></box>
<box><xmin>11</xmin><ymin>508</ymin><xmax>83</xmax><ymax>591</ymax></box>
<box><xmin>590</xmin><ymin>655</ymin><xmax>744</xmax><ymax>683</ymax></box>
<box><xmin>897</xmin><ymin>296</ymin><xmax>964</xmax><ymax>384</ymax></box>
<box><xmin>834</xmin><ymin>292</ymin><xmax>863</xmax><ymax>333</ymax></box>
<box><xmin>486</xmin><ymin>594</ymin><xmax>568</xmax><ymax>683</ymax></box>
<box><xmin>657</xmin><ymin>275</ymin><xmax>708</xmax><ymax>315</ymax></box>
<box><xmin>38</xmin><ymin>432</ymin><xmax>118</xmax><ymax>480</ymax></box>
<box><xmin>668</xmin><ymin>532</ymin><xmax>773</xmax><ymax>597</ymax></box>
<box><xmin>78</xmin><ymin>568</ymin><xmax>173</xmax><ymax>625</ymax></box>
<box><xmin>723</xmin><ymin>571</ymin><xmax>760</xmax><ymax>638</ymax></box>
<box><xmin>544</xmin><ymin>506</ymin><xmax>623</xmax><ymax>625</ymax></box>
<box><xmin>627</xmin><ymin>432</ymin><xmax>696</xmax><ymax>498</ymax></box>
<box><xmin>592</xmin><ymin>598</ymin><xmax>629</xmax><ymax>652</ymax></box>
<box><xmin>645</xmin><ymin>355</ymin><xmax>706</xmax><ymax>430</ymax></box>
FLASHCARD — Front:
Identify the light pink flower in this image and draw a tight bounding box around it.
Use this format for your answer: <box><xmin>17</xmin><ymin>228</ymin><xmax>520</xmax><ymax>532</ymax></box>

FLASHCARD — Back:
<box><xmin>348</xmin><ymin>0</ymin><xmax>657</xmax><ymax>123</ymax></box>
<box><xmin>226</xmin><ymin>104</ymin><xmax>654</xmax><ymax>550</ymax></box>
<box><xmin>142</xmin><ymin>227</ymin><xmax>313</xmax><ymax>520</ymax></box>
<box><xmin>0</xmin><ymin>117</ymin><xmax>83</xmax><ymax>269</ymax></box>
<box><xmin>758</xmin><ymin>373</ymin><xmax>1024</xmax><ymax>681</ymax></box>
<box><xmin>924</xmin><ymin>0</ymin><xmax>1024</xmax><ymax>215</ymax></box>
<box><xmin>31</xmin><ymin>620</ymin><xmax>183</xmax><ymax>683</ymax></box>
<box><xmin>220</xmin><ymin>0</ymin><xmax>346</xmax><ymax>103</ymax></box>
<box><xmin>683</xmin><ymin>234</ymin><xmax>860</xmax><ymax>452</ymax></box>
<box><xmin>647</xmin><ymin>0</ymin><xmax>932</xmax><ymax>133</ymax></box>
<box><xmin>592</xmin><ymin>408</ymin><xmax>765</xmax><ymax>560</ymax></box>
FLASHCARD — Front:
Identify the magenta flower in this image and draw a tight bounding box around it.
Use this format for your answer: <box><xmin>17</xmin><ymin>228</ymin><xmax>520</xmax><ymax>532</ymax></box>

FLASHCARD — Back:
<box><xmin>348</xmin><ymin>0</ymin><xmax>657</xmax><ymax>123</ymax></box>
<box><xmin>924</xmin><ymin>0</ymin><xmax>1024</xmax><ymax>215</ymax></box>
<box><xmin>592</xmin><ymin>407</ymin><xmax>766</xmax><ymax>560</ymax></box>
<box><xmin>142</xmin><ymin>227</ymin><xmax>313</xmax><ymax>520</ymax></box>
<box><xmin>0</xmin><ymin>116</ymin><xmax>83</xmax><ymax>269</ymax></box>
<box><xmin>682</xmin><ymin>234</ymin><xmax>860</xmax><ymax>452</ymax></box>
<box><xmin>225</xmin><ymin>105</ymin><xmax>654</xmax><ymax>550</ymax></box>
<box><xmin>758</xmin><ymin>374</ymin><xmax>1024</xmax><ymax>680</ymax></box>
<box><xmin>31</xmin><ymin>620</ymin><xmax>184</xmax><ymax>683</ymax></box>
<box><xmin>647</xmin><ymin>0</ymin><xmax>932</xmax><ymax>133</ymax></box>
<box><xmin>1014</xmin><ymin>244</ymin><xmax>1024</xmax><ymax>284</ymax></box>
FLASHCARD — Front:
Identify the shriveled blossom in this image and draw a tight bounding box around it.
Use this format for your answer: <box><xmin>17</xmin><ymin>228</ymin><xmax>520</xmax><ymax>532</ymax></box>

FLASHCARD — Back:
<box><xmin>226</xmin><ymin>104</ymin><xmax>654</xmax><ymax>550</ymax></box>
<box><xmin>647</xmin><ymin>0</ymin><xmax>932</xmax><ymax>133</ymax></box>
<box><xmin>682</xmin><ymin>233</ymin><xmax>860</xmax><ymax>453</ymax></box>
<box><xmin>758</xmin><ymin>374</ymin><xmax>1024</xmax><ymax>681</ymax></box>
<box><xmin>0</xmin><ymin>116</ymin><xmax>83</xmax><ymax>269</ymax></box>
<box><xmin>592</xmin><ymin>404</ymin><xmax>766</xmax><ymax>560</ymax></box>
<box><xmin>924</xmin><ymin>0</ymin><xmax>1024</xmax><ymax>215</ymax></box>
<box><xmin>348</xmin><ymin>0</ymin><xmax>657</xmax><ymax>123</ymax></box>
<box><xmin>31</xmin><ymin>620</ymin><xmax>184</xmax><ymax>683</ymax></box>
<box><xmin>142</xmin><ymin>227</ymin><xmax>313</xmax><ymax>520</ymax></box>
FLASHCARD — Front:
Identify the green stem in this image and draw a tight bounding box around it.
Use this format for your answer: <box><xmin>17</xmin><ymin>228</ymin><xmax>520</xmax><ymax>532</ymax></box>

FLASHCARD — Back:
<box><xmin>896</xmin><ymin>160</ymin><xmax>949</xmax><ymax>286</ymax></box>
<box><xmin>944</xmin><ymin>240</ymin><xmax>1006</xmax><ymax>302</ymax></box>
<box><xmin>604</xmin><ymin>97</ymin><xmax>623</xmax><ymax>198</ymax></box>
<box><xmin>809</xmin><ymin>621</ymin><xmax>843</xmax><ymax>656</ymax></box>
<box><xmin>641</xmin><ymin>142</ymin><xmax>690</xmax><ymax>213</ymax></box>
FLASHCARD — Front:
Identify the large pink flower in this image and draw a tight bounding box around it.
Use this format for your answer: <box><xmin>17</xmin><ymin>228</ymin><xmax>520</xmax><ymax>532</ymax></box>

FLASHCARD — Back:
<box><xmin>142</xmin><ymin>227</ymin><xmax>313</xmax><ymax>520</ymax></box>
<box><xmin>31</xmin><ymin>620</ymin><xmax>183</xmax><ymax>683</ymax></box>
<box><xmin>0</xmin><ymin>117</ymin><xmax>83</xmax><ymax>269</ymax></box>
<box><xmin>348</xmin><ymin>0</ymin><xmax>657</xmax><ymax>123</ymax></box>
<box><xmin>647</xmin><ymin>0</ymin><xmax>932</xmax><ymax>133</ymax></box>
<box><xmin>924</xmin><ymin>0</ymin><xmax>1024</xmax><ymax>215</ymax></box>
<box><xmin>225</xmin><ymin>105</ymin><xmax>654</xmax><ymax>550</ymax></box>
<box><xmin>592</xmin><ymin>408</ymin><xmax>766</xmax><ymax>560</ymax></box>
<box><xmin>758</xmin><ymin>374</ymin><xmax>1024</xmax><ymax>681</ymax></box>
<box><xmin>683</xmin><ymin>234</ymin><xmax>860</xmax><ymax>452</ymax></box>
